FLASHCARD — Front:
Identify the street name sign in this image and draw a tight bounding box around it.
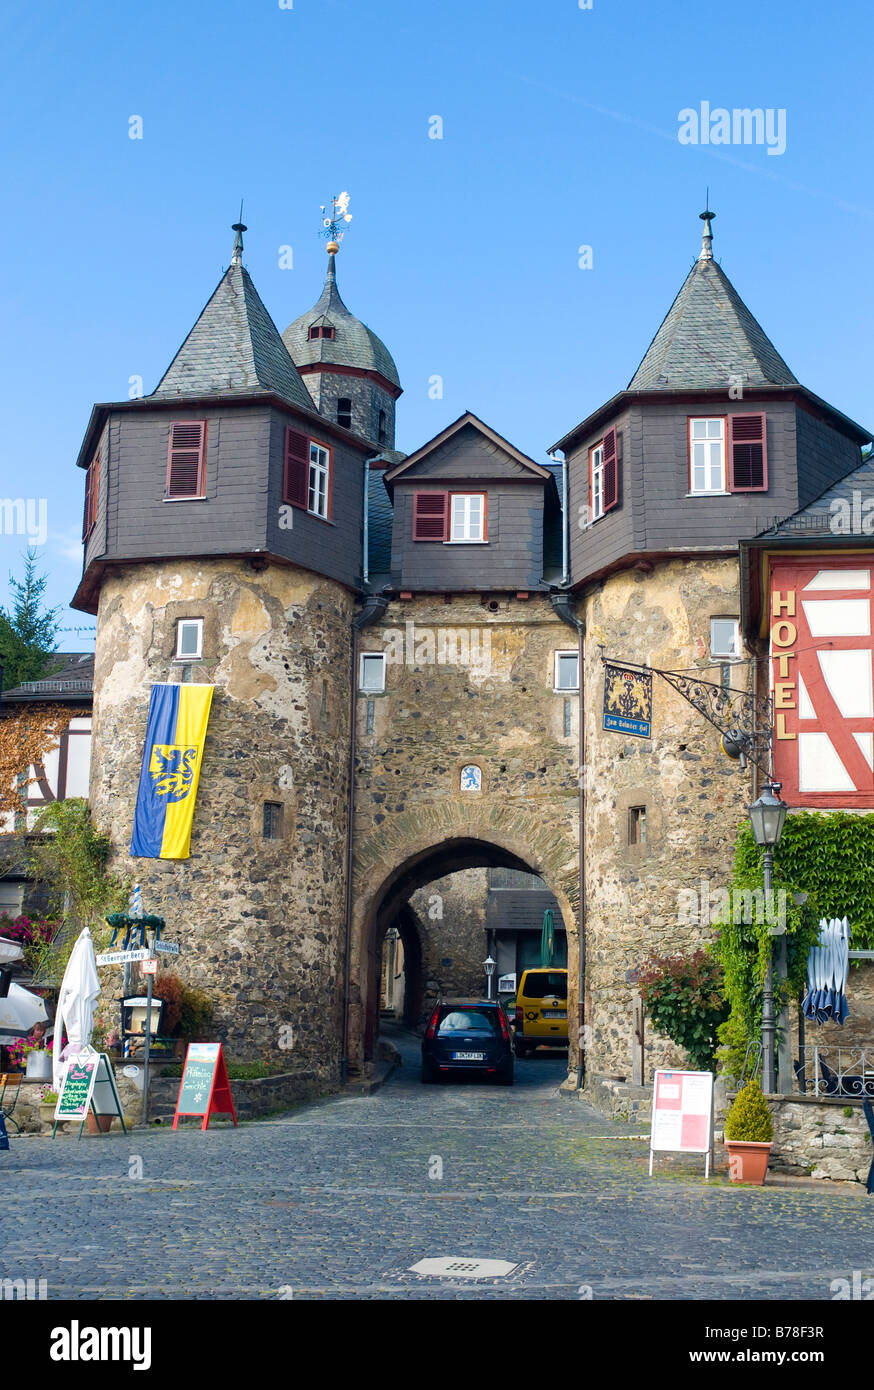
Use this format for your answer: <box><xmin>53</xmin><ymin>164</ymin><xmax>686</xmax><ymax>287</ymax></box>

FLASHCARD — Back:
<box><xmin>153</xmin><ymin>941</ymin><xmax>180</xmax><ymax>955</ymax></box>
<box><xmin>172</xmin><ymin>1043</ymin><xmax>237</xmax><ymax>1131</ymax></box>
<box><xmin>649</xmin><ymin>1069</ymin><xmax>714</xmax><ymax>1179</ymax></box>
<box><xmin>95</xmin><ymin>948</ymin><xmax>151</xmax><ymax>966</ymax></box>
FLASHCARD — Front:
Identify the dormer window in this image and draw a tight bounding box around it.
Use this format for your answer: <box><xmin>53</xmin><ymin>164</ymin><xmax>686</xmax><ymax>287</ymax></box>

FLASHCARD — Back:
<box><xmin>308</xmin><ymin>324</ymin><xmax>335</xmax><ymax>340</ymax></box>
<box><xmin>449</xmin><ymin>493</ymin><xmax>486</xmax><ymax>543</ymax></box>
<box><xmin>336</xmin><ymin>398</ymin><xmax>352</xmax><ymax>429</ymax></box>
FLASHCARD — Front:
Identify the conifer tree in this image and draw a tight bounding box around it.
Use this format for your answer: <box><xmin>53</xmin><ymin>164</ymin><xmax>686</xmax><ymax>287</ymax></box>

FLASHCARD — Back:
<box><xmin>0</xmin><ymin>549</ymin><xmax>61</xmax><ymax>692</ymax></box>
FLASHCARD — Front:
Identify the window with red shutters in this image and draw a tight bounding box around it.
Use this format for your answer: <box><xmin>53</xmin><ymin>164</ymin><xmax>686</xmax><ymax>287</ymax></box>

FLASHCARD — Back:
<box><xmin>283</xmin><ymin>427</ymin><xmax>310</xmax><ymax>508</ymax></box>
<box><xmin>413</xmin><ymin>492</ymin><xmax>449</xmax><ymax>540</ymax></box>
<box><xmin>728</xmin><ymin>413</ymin><xmax>768</xmax><ymax>492</ymax></box>
<box><xmin>82</xmin><ymin>451</ymin><xmax>100</xmax><ymax>538</ymax></box>
<box><xmin>602</xmin><ymin>427</ymin><xmax>619</xmax><ymax>511</ymax></box>
<box><xmin>165</xmin><ymin>421</ymin><xmax>206</xmax><ymax>499</ymax></box>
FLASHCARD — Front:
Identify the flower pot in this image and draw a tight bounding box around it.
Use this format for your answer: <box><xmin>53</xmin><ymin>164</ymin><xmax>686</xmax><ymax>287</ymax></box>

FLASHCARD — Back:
<box><xmin>26</xmin><ymin>1051</ymin><xmax>52</xmax><ymax>1081</ymax></box>
<box><xmin>39</xmin><ymin>1103</ymin><xmax>57</xmax><ymax>1125</ymax></box>
<box><xmin>85</xmin><ymin>1112</ymin><xmax>114</xmax><ymax>1134</ymax></box>
<box><xmin>726</xmin><ymin>1139</ymin><xmax>772</xmax><ymax>1185</ymax></box>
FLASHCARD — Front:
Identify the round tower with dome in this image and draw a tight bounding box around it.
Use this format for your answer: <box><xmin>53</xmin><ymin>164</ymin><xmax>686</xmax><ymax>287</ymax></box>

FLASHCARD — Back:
<box><xmin>283</xmin><ymin>243</ymin><xmax>401</xmax><ymax>450</ymax></box>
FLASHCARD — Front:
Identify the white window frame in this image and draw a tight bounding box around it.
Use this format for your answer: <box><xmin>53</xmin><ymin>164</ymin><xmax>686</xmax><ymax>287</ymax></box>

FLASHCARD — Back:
<box><xmin>689</xmin><ymin>417</ymin><xmax>726</xmax><ymax>495</ymax></box>
<box><xmin>710</xmin><ymin>617</ymin><xmax>741</xmax><ymax>661</ymax></box>
<box><xmin>554</xmin><ymin>650</ymin><xmax>580</xmax><ymax>691</ymax></box>
<box><xmin>308</xmin><ymin>442</ymin><xmax>330</xmax><ymax>519</ymax></box>
<box><xmin>359</xmin><ymin>651</ymin><xmax>386</xmax><ymax>692</ymax></box>
<box><xmin>590</xmin><ymin>444</ymin><xmax>605</xmax><ymax>522</ymax></box>
<box><xmin>447</xmin><ymin>493</ymin><xmax>486</xmax><ymax>543</ymax></box>
<box><xmin>175</xmin><ymin>618</ymin><xmax>203</xmax><ymax>661</ymax></box>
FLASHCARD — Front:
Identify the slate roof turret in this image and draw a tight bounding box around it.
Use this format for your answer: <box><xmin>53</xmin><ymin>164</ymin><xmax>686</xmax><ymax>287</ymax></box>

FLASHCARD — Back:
<box><xmin>282</xmin><ymin>252</ymin><xmax>400</xmax><ymax>390</ymax></box>
<box><xmin>628</xmin><ymin>210</ymin><xmax>798</xmax><ymax>391</ymax></box>
<box><xmin>152</xmin><ymin>226</ymin><xmax>315</xmax><ymax>412</ymax></box>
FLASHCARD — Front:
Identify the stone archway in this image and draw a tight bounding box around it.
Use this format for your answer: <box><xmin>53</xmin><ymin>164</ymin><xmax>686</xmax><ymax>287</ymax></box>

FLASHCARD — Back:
<box><xmin>349</xmin><ymin>800</ymin><xmax>579</xmax><ymax>1071</ymax></box>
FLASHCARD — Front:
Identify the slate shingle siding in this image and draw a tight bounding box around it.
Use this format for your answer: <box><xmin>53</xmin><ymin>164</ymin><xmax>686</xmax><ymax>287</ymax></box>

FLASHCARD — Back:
<box><xmin>567</xmin><ymin>398</ymin><xmax>851</xmax><ymax>583</ymax></box>
<box><xmin>266</xmin><ymin>407</ymin><xmax>366</xmax><ymax>590</ymax></box>
<box><xmin>794</xmin><ymin>407</ymin><xmax>862</xmax><ymax>511</ymax></box>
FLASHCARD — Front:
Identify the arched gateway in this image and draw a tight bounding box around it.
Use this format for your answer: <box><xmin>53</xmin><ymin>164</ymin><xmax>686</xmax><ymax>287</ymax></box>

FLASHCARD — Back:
<box><xmin>349</xmin><ymin>806</ymin><xmax>579</xmax><ymax>1071</ymax></box>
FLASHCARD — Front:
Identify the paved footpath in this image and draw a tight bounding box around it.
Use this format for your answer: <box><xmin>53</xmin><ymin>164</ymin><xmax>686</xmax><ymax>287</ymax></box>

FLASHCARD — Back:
<box><xmin>3</xmin><ymin>1030</ymin><xmax>874</xmax><ymax>1300</ymax></box>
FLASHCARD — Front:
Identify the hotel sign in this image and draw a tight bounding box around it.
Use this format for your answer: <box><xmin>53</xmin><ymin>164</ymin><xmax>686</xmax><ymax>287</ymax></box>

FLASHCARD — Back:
<box><xmin>603</xmin><ymin>663</ymin><xmax>652</xmax><ymax>739</ymax></box>
<box><xmin>769</xmin><ymin>558</ymin><xmax>874</xmax><ymax>806</ymax></box>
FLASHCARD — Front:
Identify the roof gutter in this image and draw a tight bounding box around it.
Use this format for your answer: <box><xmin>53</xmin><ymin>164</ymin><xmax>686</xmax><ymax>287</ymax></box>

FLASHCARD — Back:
<box><xmin>550</xmin><ymin>588</ymin><xmax>586</xmax><ymax>1090</ymax></box>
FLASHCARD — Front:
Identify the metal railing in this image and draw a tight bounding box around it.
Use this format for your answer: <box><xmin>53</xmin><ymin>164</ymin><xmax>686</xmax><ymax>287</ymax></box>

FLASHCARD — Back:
<box><xmin>797</xmin><ymin>1045</ymin><xmax>874</xmax><ymax>1098</ymax></box>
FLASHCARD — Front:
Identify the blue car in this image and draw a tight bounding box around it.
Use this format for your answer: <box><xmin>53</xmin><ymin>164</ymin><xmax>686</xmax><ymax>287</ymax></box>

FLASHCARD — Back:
<box><xmin>421</xmin><ymin>998</ymin><xmax>514</xmax><ymax>1085</ymax></box>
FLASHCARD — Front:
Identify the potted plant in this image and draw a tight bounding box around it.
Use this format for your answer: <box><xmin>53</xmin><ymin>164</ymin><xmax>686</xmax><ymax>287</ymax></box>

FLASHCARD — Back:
<box><xmin>38</xmin><ymin>1086</ymin><xmax>58</xmax><ymax>1124</ymax></box>
<box><xmin>724</xmin><ymin>1077</ymin><xmax>773</xmax><ymax>1184</ymax></box>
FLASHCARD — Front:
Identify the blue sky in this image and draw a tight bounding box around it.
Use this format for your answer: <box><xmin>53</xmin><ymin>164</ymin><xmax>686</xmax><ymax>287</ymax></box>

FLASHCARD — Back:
<box><xmin>1</xmin><ymin>0</ymin><xmax>872</xmax><ymax>646</ymax></box>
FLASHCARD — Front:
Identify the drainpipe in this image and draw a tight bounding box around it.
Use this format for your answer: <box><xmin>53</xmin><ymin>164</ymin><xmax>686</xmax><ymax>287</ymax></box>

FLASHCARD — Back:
<box><xmin>340</xmin><ymin>482</ymin><xmax>389</xmax><ymax>1084</ymax></box>
<box><xmin>548</xmin><ymin>449</ymin><xmax>569</xmax><ymax>587</ymax></box>
<box><xmin>550</xmin><ymin>588</ymin><xmax>586</xmax><ymax>1090</ymax></box>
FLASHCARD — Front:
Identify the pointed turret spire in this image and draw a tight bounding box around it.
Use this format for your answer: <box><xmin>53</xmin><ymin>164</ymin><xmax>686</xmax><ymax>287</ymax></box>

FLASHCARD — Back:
<box><xmin>231</xmin><ymin>204</ymin><xmax>246</xmax><ymax>267</ymax></box>
<box><xmin>698</xmin><ymin>199</ymin><xmax>715</xmax><ymax>261</ymax></box>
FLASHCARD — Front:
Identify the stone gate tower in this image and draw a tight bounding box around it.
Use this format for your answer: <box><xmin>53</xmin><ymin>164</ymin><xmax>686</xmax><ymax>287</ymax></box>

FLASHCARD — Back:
<box><xmin>71</xmin><ymin>225</ymin><xmax>396</xmax><ymax>1089</ymax></box>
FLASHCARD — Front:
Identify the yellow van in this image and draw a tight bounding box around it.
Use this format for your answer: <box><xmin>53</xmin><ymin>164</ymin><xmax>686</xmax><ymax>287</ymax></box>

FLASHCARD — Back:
<box><xmin>513</xmin><ymin>968</ymin><xmax>569</xmax><ymax>1057</ymax></box>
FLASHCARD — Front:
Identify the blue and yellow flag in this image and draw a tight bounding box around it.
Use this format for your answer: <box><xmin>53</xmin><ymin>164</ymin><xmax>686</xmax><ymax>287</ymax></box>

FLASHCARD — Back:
<box><xmin>130</xmin><ymin>684</ymin><xmax>214</xmax><ymax>859</ymax></box>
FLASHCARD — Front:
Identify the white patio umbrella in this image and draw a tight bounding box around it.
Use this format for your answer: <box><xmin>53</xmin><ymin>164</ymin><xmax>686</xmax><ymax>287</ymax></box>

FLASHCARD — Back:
<box><xmin>0</xmin><ymin>982</ymin><xmax>48</xmax><ymax>1041</ymax></box>
<box><xmin>52</xmin><ymin>926</ymin><xmax>101</xmax><ymax>1091</ymax></box>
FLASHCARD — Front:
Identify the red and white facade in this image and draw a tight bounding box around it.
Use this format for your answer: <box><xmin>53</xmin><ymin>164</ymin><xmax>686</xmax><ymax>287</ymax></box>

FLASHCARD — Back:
<box><xmin>770</xmin><ymin>556</ymin><xmax>874</xmax><ymax>807</ymax></box>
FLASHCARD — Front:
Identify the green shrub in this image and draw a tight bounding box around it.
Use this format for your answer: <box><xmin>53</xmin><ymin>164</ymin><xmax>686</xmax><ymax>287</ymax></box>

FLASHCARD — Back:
<box><xmin>725</xmin><ymin>1078</ymin><xmax>773</xmax><ymax>1144</ymax></box>
<box><xmin>632</xmin><ymin>948</ymin><xmax>728</xmax><ymax>1071</ymax></box>
<box><xmin>715</xmin><ymin>1013</ymin><xmax>750</xmax><ymax>1083</ymax></box>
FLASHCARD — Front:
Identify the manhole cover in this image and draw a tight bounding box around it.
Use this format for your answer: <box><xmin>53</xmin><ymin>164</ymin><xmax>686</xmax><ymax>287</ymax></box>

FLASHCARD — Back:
<box><xmin>409</xmin><ymin>1257</ymin><xmax>519</xmax><ymax>1280</ymax></box>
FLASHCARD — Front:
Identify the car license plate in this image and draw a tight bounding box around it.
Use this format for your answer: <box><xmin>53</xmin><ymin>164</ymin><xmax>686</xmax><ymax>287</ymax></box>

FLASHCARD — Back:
<box><xmin>542</xmin><ymin>1010</ymin><xmax>566</xmax><ymax>1019</ymax></box>
<box><xmin>452</xmin><ymin>1051</ymin><xmax>485</xmax><ymax>1060</ymax></box>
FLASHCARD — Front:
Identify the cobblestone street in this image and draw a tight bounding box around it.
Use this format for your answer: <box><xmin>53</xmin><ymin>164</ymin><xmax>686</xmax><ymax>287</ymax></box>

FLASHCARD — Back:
<box><xmin>2</xmin><ymin>1030</ymin><xmax>873</xmax><ymax>1301</ymax></box>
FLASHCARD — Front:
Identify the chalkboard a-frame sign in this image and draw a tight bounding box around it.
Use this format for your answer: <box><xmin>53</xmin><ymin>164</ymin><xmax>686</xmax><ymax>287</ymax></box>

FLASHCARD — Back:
<box><xmin>53</xmin><ymin>1051</ymin><xmax>126</xmax><ymax>1140</ymax></box>
<box><xmin>172</xmin><ymin>1043</ymin><xmax>237</xmax><ymax>1130</ymax></box>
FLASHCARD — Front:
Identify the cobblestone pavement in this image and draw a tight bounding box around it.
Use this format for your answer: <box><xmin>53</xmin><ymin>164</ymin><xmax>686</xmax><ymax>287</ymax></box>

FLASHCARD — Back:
<box><xmin>3</xmin><ymin>1029</ymin><xmax>874</xmax><ymax>1301</ymax></box>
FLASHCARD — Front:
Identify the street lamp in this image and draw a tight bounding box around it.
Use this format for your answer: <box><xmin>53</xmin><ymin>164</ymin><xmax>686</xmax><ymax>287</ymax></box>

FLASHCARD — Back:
<box><xmin>483</xmin><ymin>956</ymin><xmax>496</xmax><ymax>1001</ymax></box>
<box><xmin>748</xmin><ymin>782</ymin><xmax>788</xmax><ymax>1094</ymax></box>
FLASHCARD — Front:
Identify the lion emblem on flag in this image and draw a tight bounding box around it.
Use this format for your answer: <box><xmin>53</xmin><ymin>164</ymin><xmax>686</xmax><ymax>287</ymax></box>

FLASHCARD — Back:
<box><xmin>149</xmin><ymin>745</ymin><xmax>198</xmax><ymax>802</ymax></box>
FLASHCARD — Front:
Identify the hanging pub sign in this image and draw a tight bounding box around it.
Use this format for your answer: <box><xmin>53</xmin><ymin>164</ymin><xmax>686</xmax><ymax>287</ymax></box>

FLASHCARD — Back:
<box><xmin>172</xmin><ymin>1043</ymin><xmax>237</xmax><ymax>1131</ymax></box>
<box><xmin>603</xmin><ymin>663</ymin><xmax>653</xmax><ymax>738</ymax></box>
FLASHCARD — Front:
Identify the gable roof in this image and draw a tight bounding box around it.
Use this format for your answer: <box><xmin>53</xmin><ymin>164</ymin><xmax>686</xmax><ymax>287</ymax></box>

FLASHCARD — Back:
<box><xmin>384</xmin><ymin>412</ymin><xmax>552</xmax><ymax>489</ymax></box>
<box><xmin>0</xmin><ymin>652</ymin><xmax>94</xmax><ymax>703</ymax></box>
<box><xmin>628</xmin><ymin>255</ymin><xmax>797</xmax><ymax>391</ymax></box>
<box><xmin>152</xmin><ymin>262</ymin><xmax>315</xmax><ymax>412</ymax></box>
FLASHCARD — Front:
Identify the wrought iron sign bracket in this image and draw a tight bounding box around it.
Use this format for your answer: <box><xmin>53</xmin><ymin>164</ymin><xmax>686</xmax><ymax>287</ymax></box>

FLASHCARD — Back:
<box><xmin>602</xmin><ymin>656</ymin><xmax>774</xmax><ymax>777</ymax></box>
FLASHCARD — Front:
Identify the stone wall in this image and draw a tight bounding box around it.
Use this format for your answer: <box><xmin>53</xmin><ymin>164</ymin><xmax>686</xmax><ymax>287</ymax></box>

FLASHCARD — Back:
<box><xmin>769</xmin><ymin>1097</ymin><xmax>873</xmax><ymax>1182</ymax></box>
<box><xmin>89</xmin><ymin>558</ymin><xmax>355</xmax><ymax>1094</ymax></box>
<box><xmin>409</xmin><ymin>867</ymin><xmax>489</xmax><ymax>1016</ymax></box>
<box><xmin>350</xmin><ymin>592</ymin><xmax>581</xmax><ymax>1068</ymax></box>
<box><xmin>581</xmin><ymin>555</ymin><xmax>753</xmax><ymax>1079</ymax></box>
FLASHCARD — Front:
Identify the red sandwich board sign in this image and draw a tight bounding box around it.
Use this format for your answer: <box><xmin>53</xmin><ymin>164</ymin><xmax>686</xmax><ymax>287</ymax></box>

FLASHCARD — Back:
<box><xmin>172</xmin><ymin>1042</ymin><xmax>237</xmax><ymax>1131</ymax></box>
<box><xmin>649</xmin><ymin>1069</ymin><xmax>714</xmax><ymax>1179</ymax></box>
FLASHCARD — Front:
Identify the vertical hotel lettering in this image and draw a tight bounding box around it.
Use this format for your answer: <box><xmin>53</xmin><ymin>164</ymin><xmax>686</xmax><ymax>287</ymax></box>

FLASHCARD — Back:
<box><xmin>769</xmin><ymin>559</ymin><xmax>874</xmax><ymax>807</ymax></box>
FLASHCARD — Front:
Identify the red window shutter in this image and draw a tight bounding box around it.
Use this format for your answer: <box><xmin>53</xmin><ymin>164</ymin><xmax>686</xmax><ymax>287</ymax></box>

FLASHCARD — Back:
<box><xmin>284</xmin><ymin>427</ymin><xmax>310</xmax><ymax>507</ymax></box>
<box><xmin>166</xmin><ymin>421</ymin><xmax>206</xmax><ymax>498</ymax></box>
<box><xmin>728</xmin><ymin>413</ymin><xmax>767</xmax><ymax>491</ymax></box>
<box><xmin>413</xmin><ymin>491</ymin><xmax>449</xmax><ymax>540</ymax></box>
<box><xmin>602</xmin><ymin>427</ymin><xmax>619</xmax><ymax>511</ymax></box>
<box><xmin>89</xmin><ymin>451</ymin><xmax>100</xmax><ymax>531</ymax></box>
<box><xmin>82</xmin><ymin>461</ymin><xmax>93</xmax><ymax>539</ymax></box>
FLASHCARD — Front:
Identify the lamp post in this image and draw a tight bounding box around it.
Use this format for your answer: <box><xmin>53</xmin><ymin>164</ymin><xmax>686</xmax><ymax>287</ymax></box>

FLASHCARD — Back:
<box><xmin>483</xmin><ymin>956</ymin><xmax>496</xmax><ymax>1002</ymax></box>
<box><xmin>748</xmin><ymin>782</ymin><xmax>788</xmax><ymax>1094</ymax></box>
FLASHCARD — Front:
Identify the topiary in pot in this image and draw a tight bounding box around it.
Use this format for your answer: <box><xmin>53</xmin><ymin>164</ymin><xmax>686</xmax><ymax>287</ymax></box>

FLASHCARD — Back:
<box><xmin>724</xmin><ymin>1078</ymin><xmax>773</xmax><ymax>1184</ymax></box>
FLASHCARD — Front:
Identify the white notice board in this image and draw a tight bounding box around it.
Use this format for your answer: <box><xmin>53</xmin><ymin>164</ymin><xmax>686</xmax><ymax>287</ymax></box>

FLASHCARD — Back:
<box><xmin>649</xmin><ymin>1069</ymin><xmax>714</xmax><ymax>1178</ymax></box>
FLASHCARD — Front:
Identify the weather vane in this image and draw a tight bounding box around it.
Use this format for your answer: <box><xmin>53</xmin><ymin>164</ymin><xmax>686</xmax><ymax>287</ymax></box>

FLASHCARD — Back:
<box><xmin>319</xmin><ymin>192</ymin><xmax>352</xmax><ymax>253</ymax></box>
